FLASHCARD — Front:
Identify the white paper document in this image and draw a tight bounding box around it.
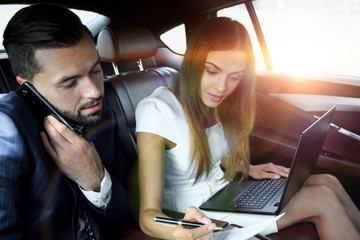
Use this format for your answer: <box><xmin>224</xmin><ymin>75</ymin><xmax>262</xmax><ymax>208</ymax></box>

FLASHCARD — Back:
<box><xmin>213</xmin><ymin>213</ymin><xmax>285</xmax><ymax>240</ymax></box>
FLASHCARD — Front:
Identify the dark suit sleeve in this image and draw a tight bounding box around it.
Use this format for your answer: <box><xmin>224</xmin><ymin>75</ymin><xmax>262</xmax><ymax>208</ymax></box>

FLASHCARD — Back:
<box><xmin>0</xmin><ymin>111</ymin><xmax>31</xmax><ymax>239</ymax></box>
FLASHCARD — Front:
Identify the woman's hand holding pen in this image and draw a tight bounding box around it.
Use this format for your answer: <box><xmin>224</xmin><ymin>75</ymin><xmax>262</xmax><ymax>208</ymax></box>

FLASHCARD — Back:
<box><xmin>172</xmin><ymin>207</ymin><xmax>215</xmax><ymax>240</ymax></box>
<box><xmin>249</xmin><ymin>163</ymin><xmax>290</xmax><ymax>180</ymax></box>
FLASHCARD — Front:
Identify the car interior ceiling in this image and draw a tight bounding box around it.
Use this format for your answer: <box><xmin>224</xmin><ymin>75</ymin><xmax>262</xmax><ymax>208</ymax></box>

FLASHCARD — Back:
<box><xmin>1</xmin><ymin>1</ymin><xmax>360</xmax><ymax>239</ymax></box>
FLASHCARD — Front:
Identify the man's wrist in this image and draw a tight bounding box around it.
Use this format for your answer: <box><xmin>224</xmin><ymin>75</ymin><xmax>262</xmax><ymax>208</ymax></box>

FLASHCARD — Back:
<box><xmin>80</xmin><ymin>167</ymin><xmax>112</xmax><ymax>209</ymax></box>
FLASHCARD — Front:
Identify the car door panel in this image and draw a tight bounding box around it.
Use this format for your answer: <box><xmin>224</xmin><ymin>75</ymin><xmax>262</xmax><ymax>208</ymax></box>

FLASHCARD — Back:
<box><xmin>251</xmin><ymin>72</ymin><xmax>360</xmax><ymax>180</ymax></box>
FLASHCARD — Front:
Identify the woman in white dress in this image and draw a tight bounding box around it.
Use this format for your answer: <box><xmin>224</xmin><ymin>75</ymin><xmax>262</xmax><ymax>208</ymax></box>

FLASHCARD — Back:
<box><xmin>136</xmin><ymin>17</ymin><xmax>360</xmax><ymax>240</ymax></box>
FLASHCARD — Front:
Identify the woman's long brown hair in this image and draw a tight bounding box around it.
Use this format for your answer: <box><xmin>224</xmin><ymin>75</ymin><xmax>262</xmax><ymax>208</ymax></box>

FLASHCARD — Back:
<box><xmin>173</xmin><ymin>17</ymin><xmax>256</xmax><ymax>183</ymax></box>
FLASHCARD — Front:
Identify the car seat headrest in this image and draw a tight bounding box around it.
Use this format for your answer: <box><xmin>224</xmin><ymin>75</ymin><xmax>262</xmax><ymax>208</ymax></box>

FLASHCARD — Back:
<box><xmin>97</xmin><ymin>26</ymin><xmax>157</xmax><ymax>63</ymax></box>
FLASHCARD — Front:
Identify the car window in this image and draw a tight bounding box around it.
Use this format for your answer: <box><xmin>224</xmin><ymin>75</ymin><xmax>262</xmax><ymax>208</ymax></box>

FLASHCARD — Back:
<box><xmin>160</xmin><ymin>24</ymin><xmax>187</xmax><ymax>55</ymax></box>
<box><xmin>0</xmin><ymin>4</ymin><xmax>99</xmax><ymax>51</ymax></box>
<box><xmin>217</xmin><ymin>4</ymin><xmax>267</xmax><ymax>71</ymax></box>
<box><xmin>159</xmin><ymin>3</ymin><xmax>267</xmax><ymax>71</ymax></box>
<box><xmin>219</xmin><ymin>0</ymin><xmax>360</xmax><ymax>78</ymax></box>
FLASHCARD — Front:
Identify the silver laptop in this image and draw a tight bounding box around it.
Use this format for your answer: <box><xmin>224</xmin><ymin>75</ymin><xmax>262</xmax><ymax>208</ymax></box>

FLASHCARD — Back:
<box><xmin>200</xmin><ymin>105</ymin><xmax>335</xmax><ymax>215</ymax></box>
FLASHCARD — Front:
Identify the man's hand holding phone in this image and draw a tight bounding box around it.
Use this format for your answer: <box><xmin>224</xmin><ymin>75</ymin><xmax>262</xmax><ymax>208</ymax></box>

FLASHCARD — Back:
<box><xmin>40</xmin><ymin>115</ymin><xmax>104</xmax><ymax>192</ymax></box>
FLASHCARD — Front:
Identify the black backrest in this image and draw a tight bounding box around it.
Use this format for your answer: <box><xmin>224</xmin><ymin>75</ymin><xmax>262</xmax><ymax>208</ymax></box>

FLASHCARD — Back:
<box><xmin>104</xmin><ymin>67</ymin><xmax>176</xmax><ymax>139</ymax></box>
<box><xmin>97</xmin><ymin>25</ymin><xmax>178</xmax><ymax>168</ymax></box>
<box><xmin>97</xmin><ymin>25</ymin><xmax>178</xmax><ymax>217</ymax></box>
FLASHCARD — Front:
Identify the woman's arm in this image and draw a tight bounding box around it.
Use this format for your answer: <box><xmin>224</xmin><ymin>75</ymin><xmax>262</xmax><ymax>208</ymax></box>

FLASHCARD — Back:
<box><xmin>137</xmin><ymin>132</ymin><xmax>214</xmax><ymax>239</ymax></box>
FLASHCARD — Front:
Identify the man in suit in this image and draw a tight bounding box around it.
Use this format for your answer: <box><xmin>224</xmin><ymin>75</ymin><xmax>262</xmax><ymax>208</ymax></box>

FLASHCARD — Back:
<box><xmin>0</xmin><ymin>4</ymin><xmax>134</xmax><ymax>239</ymax></box>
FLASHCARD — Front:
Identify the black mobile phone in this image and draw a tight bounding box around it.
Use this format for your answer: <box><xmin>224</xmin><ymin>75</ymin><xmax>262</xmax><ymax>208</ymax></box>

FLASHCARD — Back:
<box><xmin>162</xmin><ymin>209</ymin><xmax>229</xmax><ymax>228</ymax></box>
<box><xmin>16</xmin><ymin>81</ymin><xmax>74</xmax><ymax>131</ymax></box>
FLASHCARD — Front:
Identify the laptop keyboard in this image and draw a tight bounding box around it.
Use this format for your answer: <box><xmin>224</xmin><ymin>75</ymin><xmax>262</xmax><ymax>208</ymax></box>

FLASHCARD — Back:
<box><xmin>232</xmin><ymin>178</ymin><xmax>287</xmax><ymax>209</ymax></box>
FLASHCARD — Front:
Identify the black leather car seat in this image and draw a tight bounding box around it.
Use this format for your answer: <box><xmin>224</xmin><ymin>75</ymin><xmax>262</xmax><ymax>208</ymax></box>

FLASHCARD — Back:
<box><xmin>97</xmin><ymin>25</ymin><xmax>178</xmax><ymax>219</ymax></box>
<box><xmin>97</xmin><ymin>25</ymin><xmax>178</xmax><ymax>168</ymax></box>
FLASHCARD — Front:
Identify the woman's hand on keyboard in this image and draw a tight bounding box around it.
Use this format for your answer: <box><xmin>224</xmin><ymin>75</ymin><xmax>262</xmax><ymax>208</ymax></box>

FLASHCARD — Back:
<box><xmin>249</xmin><ymin>163</ymin><xmax>289</xmax><ymax>179</ymax></box>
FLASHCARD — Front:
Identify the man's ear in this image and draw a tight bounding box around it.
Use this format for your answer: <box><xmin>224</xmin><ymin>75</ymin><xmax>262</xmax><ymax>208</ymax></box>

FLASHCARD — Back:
<box><xmin>16</xmin><ymin>76</ymin><xmax>26</xmax><ymax>85</ymax></box>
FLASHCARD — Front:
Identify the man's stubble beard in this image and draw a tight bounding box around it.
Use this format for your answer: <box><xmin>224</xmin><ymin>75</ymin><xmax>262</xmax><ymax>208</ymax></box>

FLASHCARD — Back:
<box><xmin>56</xmin><ymin>97</ymin><xmax>104</xmax><ymax>127</ymax></box>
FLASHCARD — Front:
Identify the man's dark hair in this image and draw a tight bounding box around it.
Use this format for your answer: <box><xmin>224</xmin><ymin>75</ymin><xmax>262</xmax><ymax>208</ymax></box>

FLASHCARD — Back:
<box><xmin>3</xmin><ymin>4</ymin><xmax>94</xmax><ymax>80</ymax></box>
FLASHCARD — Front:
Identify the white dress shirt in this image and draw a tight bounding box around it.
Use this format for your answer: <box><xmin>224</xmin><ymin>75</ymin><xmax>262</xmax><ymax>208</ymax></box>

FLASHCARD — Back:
<box><xmin>77</xmin><ymin>167</ymin><xmax>112</xmax><ymax>239</ymax></box>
